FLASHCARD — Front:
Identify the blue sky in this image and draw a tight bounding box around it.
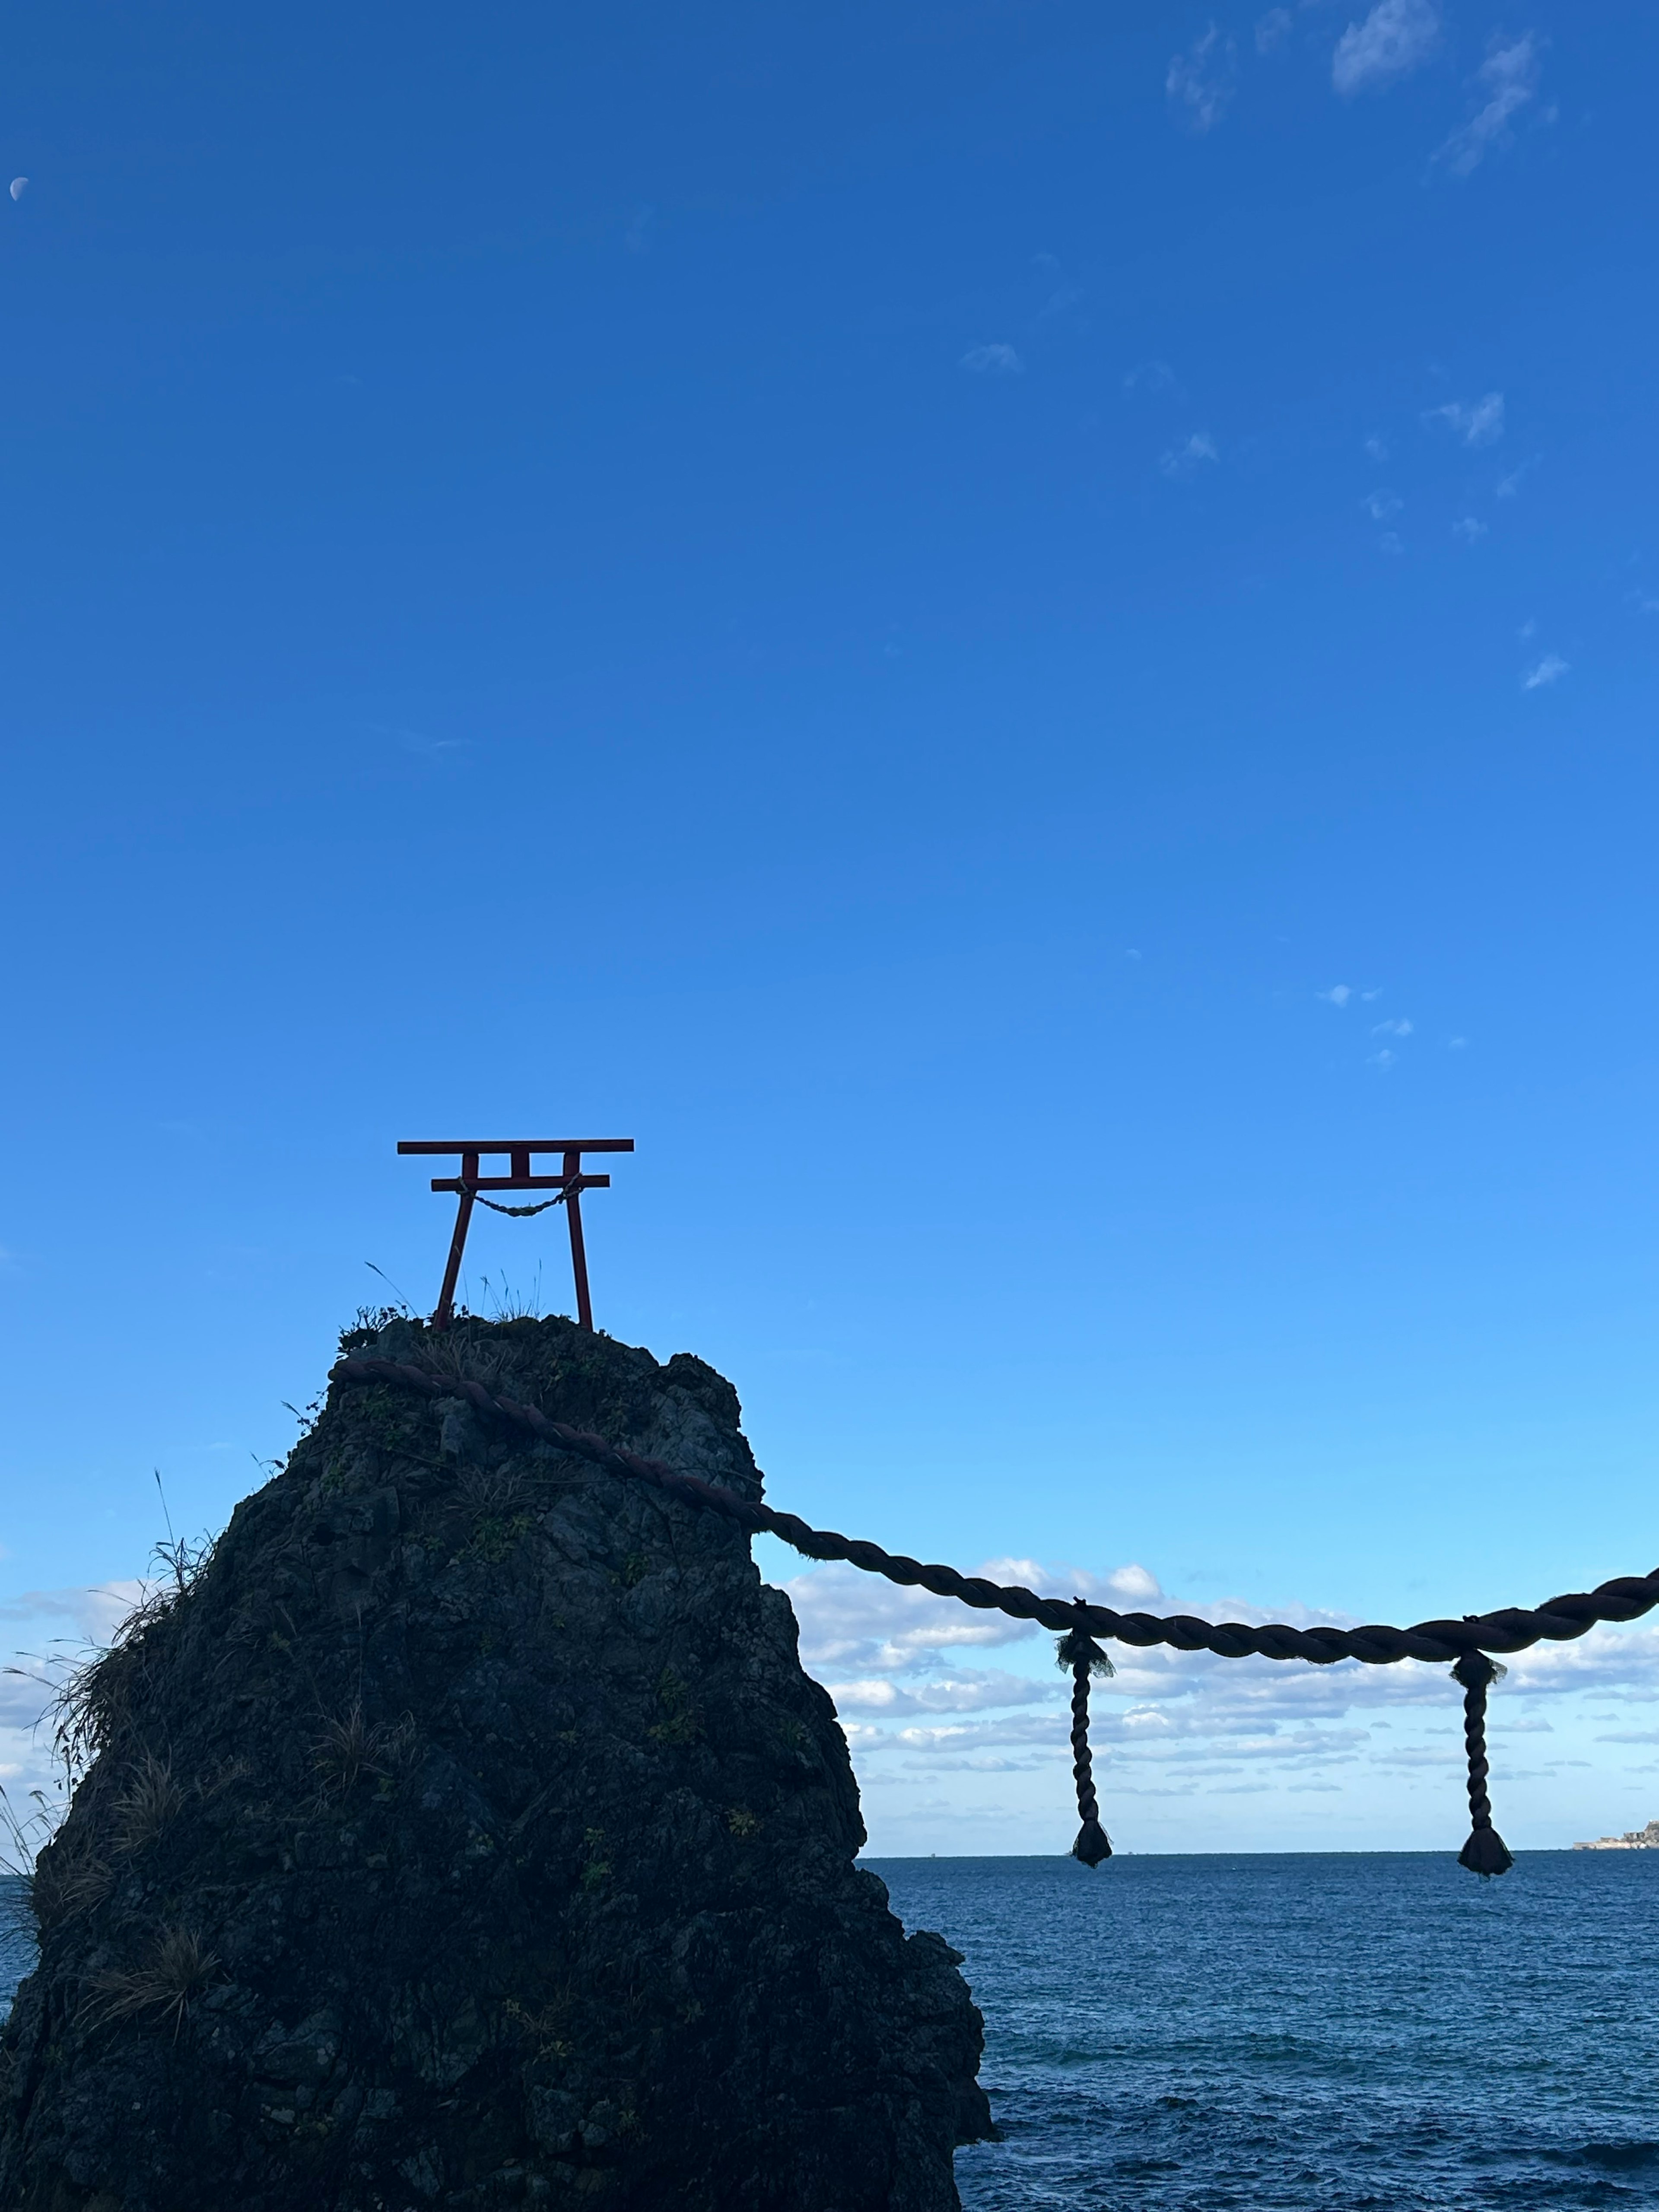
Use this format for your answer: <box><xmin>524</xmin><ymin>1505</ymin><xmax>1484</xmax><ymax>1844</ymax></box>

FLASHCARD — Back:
<box><xmin>3</xmin><ymin>0</ymin><xmax>1657</xmax><ymax>1853</ymax></box>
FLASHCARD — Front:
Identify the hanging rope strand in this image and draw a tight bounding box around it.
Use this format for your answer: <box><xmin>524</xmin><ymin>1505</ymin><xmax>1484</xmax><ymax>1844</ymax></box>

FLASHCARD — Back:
<box><xmin>1057</xmin><ymin>1604</ymin><xmax>1112</xmax><ymax>1867</ymax></box>
<box><xmin>1452</xmin><ymin>1651</ymin><xmax>1514</xmax><ymax>1877</ymax></box>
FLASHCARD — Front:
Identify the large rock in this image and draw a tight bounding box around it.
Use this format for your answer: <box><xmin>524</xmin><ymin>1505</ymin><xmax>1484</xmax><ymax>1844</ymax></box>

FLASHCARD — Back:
<box><xmin>0</xmin><ymin>1316</ymin><xmax>991</xmax><ymax>2210</ymax></box>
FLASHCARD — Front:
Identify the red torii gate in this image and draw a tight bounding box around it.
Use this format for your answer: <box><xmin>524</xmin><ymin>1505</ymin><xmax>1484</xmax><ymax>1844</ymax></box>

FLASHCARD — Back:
<box><xmin>397</xmin><ymin>1138</ymin><xmax>634</xmax><ymax>1330</ymax></box>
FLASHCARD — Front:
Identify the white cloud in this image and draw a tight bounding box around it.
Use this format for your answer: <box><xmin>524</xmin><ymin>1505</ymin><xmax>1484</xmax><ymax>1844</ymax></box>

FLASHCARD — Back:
<box><xmin>1368</xmin><ymin>1047</ymin><xmax>1397</xmax><ymax>1070</ymax></box>
<box><xmin>960</xmin><ymin>343</ymin><xmax>1023</xmax><ymax>376</ymax></box>
<box><xmin>1363</xmin><ymin>490</ymin><xmax>1402</xmax><ymax>521</ymax></box>
<box><xmin>1160</xmin><ymin>431</ymin><xmax>1219</xmax><ymax>478</ymax></box>
<box><xmin>1377</xmin><ymin>529</ymin><xmax>1404</xmax><ymax>554</ymax></box>
<box><xmin>3</xmin><ymin>1581</ymin><xmax>151</xmax><ymax>1805</ymax></box>
<box><xmin>1448</xmin><ymin>1035</ymin><xmax>1468</xmax><ymax>1049</ymax></box>
<box><xmin>1332</xmin><ymin>0</ymin><xmax>1440</xmax><ymax>95</ymax></box>
<box><xmin>1424</xmin><ymin>391</ymin><xmax>1505</xmax><ymax>446</ymax></box>
<box><xmin>0</xmin><ymin>1582</ymin><xmax>145</xmax><ymax>1643</ymax></box>
<box><xmin>1453</xmin><ymin>515</ymin><xmax>1487</xmax><ymax>542</ymax></box>
<box><xmin>828</xmin><ymin>1669</ymin><xmax>1058</xmax><ymax>1716</ymax></box>
<box><xmin>1318</xmin><ymin>984</ymin><xmax>1353</xmax><ymax>1007</ymax></box>
<box><xmin>1372</xmin><ymin>1017</ymin><xmax>1413</xmax><ymax>1036</ymax></box>
<box><xmin>1166</xmin><ymin>26</ymin><xmax>1237</xmax><ymax>132</ymax></box>
<box><xmin>1363</xmin><ymin>433</ymin><xmax>1389</xmax><ymax>462</ymax></box>
<box><xmin>1436</xmin><ymin>32</ymin><xmax>1543</xmax><ymax>175</ymax></box>
<box><xmin>1255</xmin><ymin>7</ymin><xmax>1294</xmax><ymax>54</ymax></box>
<box><xmin>1123</xmin><ymin>358</ymin><xmax>1176</xmax><ymax>394</ymax></box>
<box><xmin>1522</xmin><ymin>652</ymin><xmax>1568</xmax><ymax>690</ymax></box>
<box><xmin>1496</xmin><ymin>456</ymin><xmax>1538</xmax><ymax>498</ymax></box>
<box><xmin>782</xmin><ymin>1561</ymin><xmax>1038</xmax><ymax>1678</ymax></box>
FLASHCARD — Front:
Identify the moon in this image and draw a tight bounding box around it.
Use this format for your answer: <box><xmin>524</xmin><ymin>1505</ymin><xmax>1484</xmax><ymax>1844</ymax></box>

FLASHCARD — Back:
<box><xmin>9</xmin><ymin>178</ymin><xmax>26</xmax><ymax>201</ymax></box>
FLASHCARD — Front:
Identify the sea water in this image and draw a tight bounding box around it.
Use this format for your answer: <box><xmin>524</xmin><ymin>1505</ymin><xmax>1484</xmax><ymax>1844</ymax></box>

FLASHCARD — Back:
<box><xmin>0</xmin><ymin>1880</ymin><xmax>30</xmax><ymax>2016</ymax></box>
<box><xmin>5</xmin><ymin>1856</ymin><xmax>1657</xmax><ymax>2206</ymax></box>
<box><xmin>869</xmin><ymin>1852</ymin><xmax>1659</xmax><ymax>2210</ymax></box>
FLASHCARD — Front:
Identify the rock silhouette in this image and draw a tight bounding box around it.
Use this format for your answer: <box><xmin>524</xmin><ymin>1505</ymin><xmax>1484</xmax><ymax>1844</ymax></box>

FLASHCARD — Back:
<box><xmin>0</xmin><ymin>1315</ymin><xmax>991</xmax><ymax>2209</ymax></box>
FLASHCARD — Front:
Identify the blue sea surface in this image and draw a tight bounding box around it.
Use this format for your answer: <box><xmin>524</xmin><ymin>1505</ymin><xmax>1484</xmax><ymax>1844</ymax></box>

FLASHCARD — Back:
<box><xmin>1</xmin><ymin>1877</ymin><xmax>32</xmax><ymax>2015</ymax></box>
<box><xmin>868</xmin><ymin>1852</ymin><xmax>1659</xmax><ymax>2211</ymax></box>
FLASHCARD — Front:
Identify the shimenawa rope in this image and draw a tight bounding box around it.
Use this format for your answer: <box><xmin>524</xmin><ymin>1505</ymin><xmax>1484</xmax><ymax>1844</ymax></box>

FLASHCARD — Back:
<box><xmin>331</xmin><ymin>1354</ymin><xmax>1643</xmax><ymax>1877</ymax></box>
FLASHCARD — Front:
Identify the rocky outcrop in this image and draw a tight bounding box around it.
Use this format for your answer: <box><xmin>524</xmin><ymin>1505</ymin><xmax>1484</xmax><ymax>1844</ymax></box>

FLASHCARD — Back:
<box><xmin>1573</xmin><ymin>1819</ymin><xmax>1659</xmax><ymax>1850</ymax></box>
<box><xmin>0</xmin><ymin>1315</ymin><xmax>990</xmax><ymax>2211</ymax></box>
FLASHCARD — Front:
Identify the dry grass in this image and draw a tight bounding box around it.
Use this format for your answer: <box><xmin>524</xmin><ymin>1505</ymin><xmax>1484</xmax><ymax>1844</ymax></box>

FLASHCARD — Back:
<box><xmin>82</xmin><ymin>1925</ymin><xmax>220</xmax><ymax>2039</ymax></box>
<box><xmin>456</xmin><ymin>1465</ymin><xmax>524</xmax><ymax>1518</ymax></box>
<box><xmin>419</xmin><ymin>1321</ymin><xmax>507</xmax><ymax>1389</ymax></box>
<box><xmin>311</xmin><ymin>1702</ymin><xmax>417</xmax><ymax>1799</ymax></box>
<box><xmin>47</xmin><ymin>1531</ymin><xmax>217</xmax><ymax>1785</ymax></box>
<box><xmin>3</xmin><ymin>1782</ymin><xmax>115</xmax><ymax>1930</ymax></box>
<box><xmin>110</xmin><ymin>1752</ymin><xmax>184</xmax><ymax>1856</ymax></box>
<box><xmin>30</xmin><ymin>1843</ymin><xmax>114</xmax><ymax>1928</ymax></box>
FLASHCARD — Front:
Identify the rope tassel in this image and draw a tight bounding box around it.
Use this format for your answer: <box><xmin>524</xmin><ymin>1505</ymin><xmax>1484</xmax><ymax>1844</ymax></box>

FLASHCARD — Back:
<box><xmin>1452</xmin><ymin>1651</ymin><xmax>1514</xmax><ymax>1878</ymax></box>
<box><xmin>1057</xmin><ymin>1603</ymin><xmax>1114</xmax><ymax>1868</ymax></box>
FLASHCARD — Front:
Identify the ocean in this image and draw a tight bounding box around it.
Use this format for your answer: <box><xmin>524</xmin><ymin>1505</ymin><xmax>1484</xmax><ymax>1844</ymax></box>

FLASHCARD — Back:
<box><xmin>869</xmin><ymin>1852</ymin><xmax>1659</xmax><ymax>2210</ymax></box>
<box><xmin>5</xmin><ymin>1854</ymin><xmax>1658</xmax><ymax>2206</ymax></box>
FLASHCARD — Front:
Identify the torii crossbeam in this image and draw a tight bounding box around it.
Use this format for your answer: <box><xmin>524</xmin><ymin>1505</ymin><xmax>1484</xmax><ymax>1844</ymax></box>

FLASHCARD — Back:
<box><xmin>397</xmin><ymin>1138</ymin><xmax>635</xmax><ymax>1331</ymax></box>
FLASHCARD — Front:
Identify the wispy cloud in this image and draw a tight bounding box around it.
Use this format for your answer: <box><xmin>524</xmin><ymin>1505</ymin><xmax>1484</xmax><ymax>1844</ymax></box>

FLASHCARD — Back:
<box><xmin>1363</xmin><ymin>490</ymin><xmax>1402</xmax><ymax>521</ymax></box>
<box><xmin>1368</xmin><ymin>1046</ymin><xmax>1397</xmax><ymax>1071</ymax></box>
<box><xmin>1161</xmin><ymin>431</ymin><xmax>1220</xmax><ymax>479</ymax></box>
<box><xmin>1167</xmin><ymin>25</ymin><xmax>1237</xmax><ymax>133</ymax></box>
<box><xmin>1332</xmin><ymin>0</ymin><xmax>1440</xmax><ymax>95</ymax></box>
<box><xmin>781</xmin><ymin>1562</ymin><xmax>1038</xmax><ymax>1678</ymax></box>
<box><xmin>1424</xmin><ymin>391</ymin><xmax>1505</xmax><ymax>446</ymax></box>
<box><xmin>1364</xmin><ymin>434</ymin><xmax>1389</xmax><ymax>463</ymax></box>
<box><xmin>1123</xmin><ymin>359</ymin><xmax>1176</xmax><ymax>394</ymax></box>
<box><xmin>828</xmin><ymin>1669</ymin><xmax>1057</xmax><ymax>1717</ymax></box>
<box><xmin>1372</xmin><ymin>1017</ymin><xmax>1413</xmax><ymax>1036</ymax></box>
<box><xmin>1037</xmin><ymin>283</ymin><xmax>1083</xmax><ymax>321</ymax></box>
<box><xmin>1522</xmin><ymin>652</ymin><xmax>1568</xmax><ymax>690</ymax></box>
<box><xmin>1436</xmin><ymin>32</ymin><xmax>1544</xmax><ymax>175</ymax></box>
<box><xmin>1255</xmin><ymin>6</ymin><xmax>1294</xmax><ymax>54</ymax></box>
<box><xmin>960</xmin><ymin>343</ymin><xmax>1023</xmax><ymax>376</ymax></box>
<box><xmin>0</xmin><ymin>1582</ymin><xmax>145</xmax><ymax>1642</ymax></box>
<box><xmin>1318</xmin><ymin>984</ymin><xmax>1353</xmax><ymax>1007</ymax></box>
<box><xmin>1453</xmin><ymin>515</ymin><xmax>1488</xmax><ymax>542</ymax></box>
<box><xmin>1496</xmin><ymin>455</ymin><xmax>1538</xmax><ymax>498</ymax></box>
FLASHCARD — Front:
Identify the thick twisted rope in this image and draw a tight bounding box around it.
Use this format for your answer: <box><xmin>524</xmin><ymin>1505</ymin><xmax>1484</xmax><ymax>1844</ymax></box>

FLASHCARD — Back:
<box><xmin>331</xmin><ymin>1354</ymin><xmax>1659</xmax><ymax>1876</ymax></box>
<box><xmin>331</xmin><ymin>1356</ymin><xmax>1659</xmax><ymax>1667</ymax></box>
<box><xmin>1057</xmin><ymin>1604</ymin><xmax>1112</xmax><ymax>1868</ymax></box>
<box><xmin>1452</xmin><ymin>1652</ymin><xmax>1514</xmax><ymax>1876</ymax></box>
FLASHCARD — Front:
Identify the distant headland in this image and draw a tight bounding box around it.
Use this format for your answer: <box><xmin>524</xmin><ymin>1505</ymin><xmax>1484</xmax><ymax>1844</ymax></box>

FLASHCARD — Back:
<box><xmin>1573</xmin><ymin>1820</ymin><xmax>1659</xmax><ymax>1850</ymax></box>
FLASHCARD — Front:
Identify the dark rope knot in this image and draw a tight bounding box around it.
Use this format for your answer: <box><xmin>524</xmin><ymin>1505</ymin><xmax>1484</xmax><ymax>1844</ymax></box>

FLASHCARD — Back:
<box><xmin>1057</xmin><ymin>1600</ymin><xmax>1114</xmax><ymax>1868</ymax></box>
<box><xmin>1451</xmin><ymin>1649</ymin><xmax>1514</xmax><ymax>1878</ymax></box>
